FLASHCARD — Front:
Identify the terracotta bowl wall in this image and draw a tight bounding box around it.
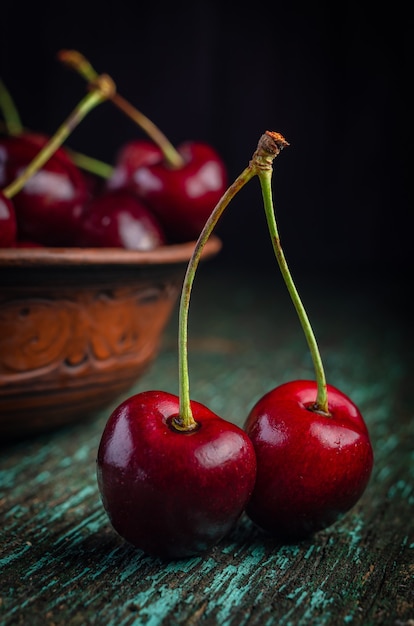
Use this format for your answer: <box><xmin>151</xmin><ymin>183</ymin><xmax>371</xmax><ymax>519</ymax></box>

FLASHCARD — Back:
<box><xmin>0</xmin><ymin>238</ymin><xmax>221</xmax><ymax>438</ymax></box>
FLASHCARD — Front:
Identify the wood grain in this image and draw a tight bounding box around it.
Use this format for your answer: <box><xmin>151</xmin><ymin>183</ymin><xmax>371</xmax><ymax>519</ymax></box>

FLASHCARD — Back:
<box><xmin>1</xmin><ymin>266</ymin><xmax>413</xmax><ymax>626</ymax></box>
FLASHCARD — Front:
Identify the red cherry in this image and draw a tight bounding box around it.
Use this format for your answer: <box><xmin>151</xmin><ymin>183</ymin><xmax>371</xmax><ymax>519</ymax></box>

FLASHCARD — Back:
<box><xmin>0</xmin><ymin>191</ymin><xmax>17</xmax><ymax>246</ymax></box>
<box><xmin>96</xmin><ymin>390</ymin><xmax>257</xmax><ymax>559</ymax></box>
<box><xmin>107</xmin><ymin>139</ymin><xmax>163</xmax><ymax>190</ymax></box>
<box><xmin>75</xmin><ymin>188</ymin><xmax>166</xmax><ymax>249</ymax></box>
<box><xmin>108</xmin><ymin>140</ymin><xmax>228</xmax><ymax>242</ymax></box>
<box><xmin>11</xmin><ymin>131</ymin><xmax>76</xmax><ymax>165</ymax></box>
<box><xmin>244</xmin><ymin>380</ymin><xmax>374</xmax><ymax>540</ymax></box>
<box><xmin>0</xmin><ymin>134</ymin><xmax>88</xmax><ymax>245</ymax></box>
<box><xmin>22</xmin><ymin>132</ymin><xmax>104</xmax><ymax>196</ymax></box>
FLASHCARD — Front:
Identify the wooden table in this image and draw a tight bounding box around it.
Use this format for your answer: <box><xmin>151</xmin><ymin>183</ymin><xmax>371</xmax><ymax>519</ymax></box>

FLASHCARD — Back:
<box><xmin>1</xmin><ymin>263</ymin><xmax>413</xmax><ymax>625</ymax></box>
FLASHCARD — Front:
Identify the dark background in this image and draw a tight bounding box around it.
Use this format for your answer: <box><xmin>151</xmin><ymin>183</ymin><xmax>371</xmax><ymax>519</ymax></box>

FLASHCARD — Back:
<box><xmin>1</xmin><ymin>1</ymin><xmax>411</xmax><ymax>279</ymax></box>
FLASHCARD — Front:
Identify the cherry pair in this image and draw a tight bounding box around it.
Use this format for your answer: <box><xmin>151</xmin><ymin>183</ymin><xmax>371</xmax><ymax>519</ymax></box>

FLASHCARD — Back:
<box><xmin>97</xmin><ymin>132</ymin><xmax>374</xmax><ymax>560</ymax></box>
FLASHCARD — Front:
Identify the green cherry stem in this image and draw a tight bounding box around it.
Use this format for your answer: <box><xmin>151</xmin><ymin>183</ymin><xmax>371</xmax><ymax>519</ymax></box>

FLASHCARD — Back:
<box><xmin>0</xmin><ymin>78</ymin><xmax>113</xmax><ymax>180</ymax></box>
<box><xmin>58</xmin><ymin>49</ymin><xmax>185</xmax><ymax>170</ymax></box>
<box><xmin>173</xmin><ymin>131</ymin><xmax>288</xmax><ymax>431</ymax></box>
<box><xmin>0</xmin><ymin>78</ymin><xmax>24</xmax><ymax>135</ymax></box>
<box><xmin>257</xmin><ymin>132</ymin><xmax>329</xmax><ymax>414</ymax></box>
<box><xmin>0</xmin><ymin>119</ymin><xmax>114</xmax><ymax>180</ymax></box>
<box><xmin>65</xmin><ymin>148</ymin><xmax>114</xmax><ymax>179</ymax></box>
<box><xmin>3</xmin><ymin>74</ymin><xmax>116</xmax><ymax>200</ymax></box>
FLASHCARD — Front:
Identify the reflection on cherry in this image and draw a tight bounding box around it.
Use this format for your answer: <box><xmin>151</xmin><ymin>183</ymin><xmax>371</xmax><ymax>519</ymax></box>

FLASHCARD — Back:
<box><xmin>0</xmin><ymin>191</ymin><xmax>17</xmax><ymax>247</ymax></box>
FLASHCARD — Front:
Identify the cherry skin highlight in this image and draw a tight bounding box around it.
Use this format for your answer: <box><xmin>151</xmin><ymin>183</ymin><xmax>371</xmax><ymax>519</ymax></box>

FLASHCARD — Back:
<box><xmin>0</xmin><ymin>192</ymin><xmax>17</xmax><ymax>246</ymax></box>
<box><xmin>75</xmin><ymin>188</ymin><xmax>166</xmax><ymax>250</ymax></box>
<box><xmin>108</xmin><ymin>140</ymin><xmax>228</xmax><ymax>242</ymax></box>
<box><xmin>244</xmin><ymin>380</ymin><xmax>374</xmax><ymax>540</ymax></box>
<box><xmin>106</xmin><ymin>139</ymin><xmax>164</xmax><ymax>190</ymax></box>
<box><xmin>97</xmin><ymin>390</ymin><xmax>257</xmax><ymax>560</ymax></box>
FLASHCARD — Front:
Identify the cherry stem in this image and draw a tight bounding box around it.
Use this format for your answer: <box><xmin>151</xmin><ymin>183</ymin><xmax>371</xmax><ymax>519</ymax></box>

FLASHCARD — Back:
<box><xmin>0</xmin><ymin>79</ymin><xmax>112</xmax><ymax>181</ymax></box>
<box><xmin>175</xmin><ymin>132</ymin><xmax>288</xmax><ymax>431</ymax></box>
<box><xmin>57</xmin><ymin>50</ymin><xmax>185</xmax><ymax>170</ymax></box>
<box><xmin>0</xmin><ymin>118</ymin><xmax>114</xmax><ymax>180</ymax></box>
<box><xmin>0</xmin><ymin>78</ymin><xmax>24</xmax><ymax>135</ymax></box>
<box><xmin>257</xmin><ymin>133</ymin><xmax>329</xmax><ymax>414</ymax></box>
<box><xmin>176</xmin><ymin>168</ymin><xmax>255</xmax><ymax>430</ymax></box>
<box><xmin>65</xmin><ymin>148</ymin><xmax>114</xmax><ymax>179</ymax></box>
<box><xmin>3</xmin><ymin>74</ymin><xmax>116</xmax><ymax>200</ymax></box>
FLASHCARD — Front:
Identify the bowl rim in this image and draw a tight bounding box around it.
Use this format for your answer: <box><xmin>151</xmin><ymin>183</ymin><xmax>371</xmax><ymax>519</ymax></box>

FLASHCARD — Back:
<box><xmin>0</xmin><ymin>235</ymin><xmax>222</xmax><ymax>267</ymax></box>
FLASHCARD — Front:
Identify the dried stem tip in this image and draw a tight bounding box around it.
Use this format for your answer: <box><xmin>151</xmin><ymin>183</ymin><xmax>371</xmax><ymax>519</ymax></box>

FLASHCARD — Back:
<box><xmin>252</xmin><ymin>131</ymin><xmax>289</xmax><ymax>169</ymax></box>
<box><xmin>262</xmin><ymin>131</ymin><xmax>290</xmax><ymax>154</ymax></box>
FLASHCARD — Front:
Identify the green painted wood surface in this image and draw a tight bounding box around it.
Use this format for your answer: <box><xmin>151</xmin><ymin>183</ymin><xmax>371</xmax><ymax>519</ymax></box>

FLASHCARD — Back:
<box><xmin>1</xmin><ymin>265</ymin><xmax>413</xmax><ymax>626</ymax></box>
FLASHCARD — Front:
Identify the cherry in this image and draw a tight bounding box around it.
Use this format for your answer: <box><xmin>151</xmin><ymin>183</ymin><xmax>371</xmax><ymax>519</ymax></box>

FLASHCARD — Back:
<box><xmin>97</xmin><ymin>390</ymin><xmax>256</xmax><ymax>559</ymax></box>
<box><xmin>112</xmin><ymin>140</ymin><xmax>228</xmax><ymax>243</ymax></box>
<box><xmin>4</xmin><ymin>130</ymin><xmax>79</xmax><ymax>164</ymax></box>
<box><xmin>0</xmin><ymin>134</ymin><xmax>89</xmax><ymax>245</ymax></box>
<box><xmin>75</xmin><ymin>188</ymin><xmax>166</xmax><ymax>249</ymax></box>
<box><xmin>0</xmin><ymin>74</ymin><xmax>115</xmax><ymax>246</ymax></box>
<box><xmin>106</xmin><ymin>139</ymin><xmax>164</xmax><ymax>190</ymax></box>
<box><xmin>0</xmin><ymin>191</ymin><xmax>17</xmax><ymax>246</ymax></box>
<box><xmin>240</xmin><ymin>131</ymin><xmax>374</xmax><ymax>539</ymax></box>
<box><xmin>244</xmin><ymin>381</ymin><xmax>374</xmax><ymax>539</ymax></box>
<box><xmin>59</xmin><ymin>50</ymin><xmax>228</xmax><ymax>242</ymax></box>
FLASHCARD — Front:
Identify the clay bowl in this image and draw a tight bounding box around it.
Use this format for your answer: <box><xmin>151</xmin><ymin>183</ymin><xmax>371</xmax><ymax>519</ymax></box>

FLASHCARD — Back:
<box><xmin>0</xmin><ymin>237</ymin><xmax>221</xmax><ymax>440</ymax></box>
